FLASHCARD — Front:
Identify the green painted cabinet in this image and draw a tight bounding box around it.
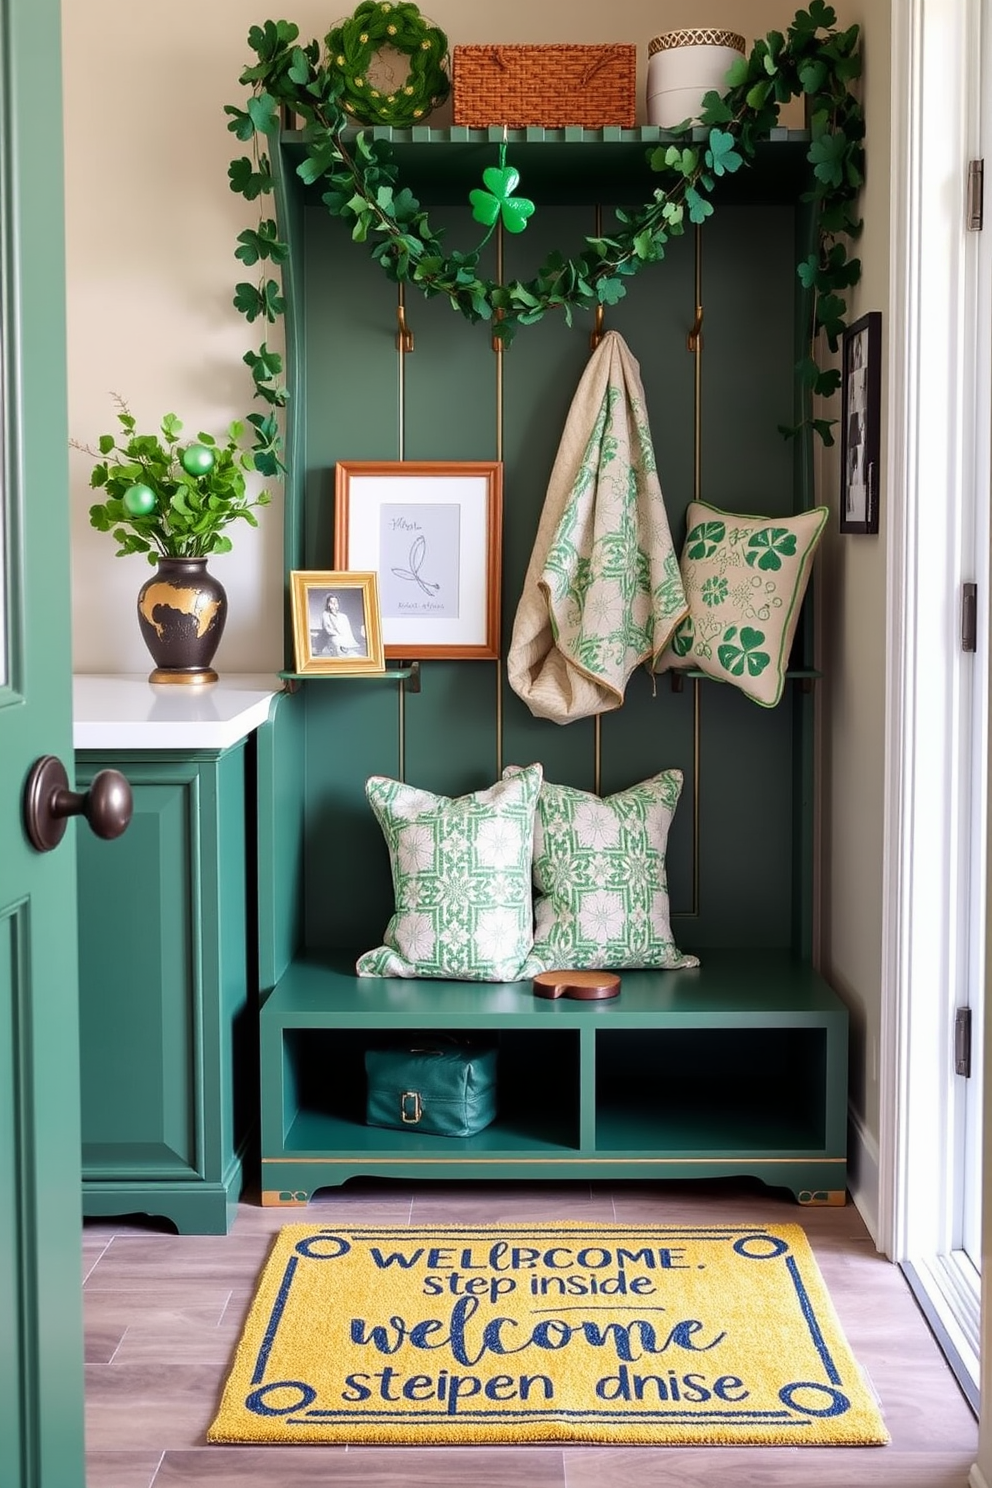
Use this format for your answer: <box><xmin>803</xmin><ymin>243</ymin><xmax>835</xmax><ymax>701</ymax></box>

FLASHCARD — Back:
<box><xmin>76</xmin><ymin>743</ymin><xmax>252</xmax><ymax>1234</ymax></box>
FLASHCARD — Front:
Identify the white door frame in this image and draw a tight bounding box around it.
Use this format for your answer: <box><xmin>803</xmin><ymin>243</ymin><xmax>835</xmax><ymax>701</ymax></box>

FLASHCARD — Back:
<box><xmin>879</xmin><ymin>0</ymin><xmax>988</xmax><ymax>1388</ymax></box>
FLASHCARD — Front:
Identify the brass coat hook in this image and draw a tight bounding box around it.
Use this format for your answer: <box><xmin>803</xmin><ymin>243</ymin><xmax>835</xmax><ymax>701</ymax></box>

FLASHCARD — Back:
<box><xmin>396</xmin><ymin>285</ymin><xmax>414</xmax><ymax>352</ymax></box>
<box><xmin>590</xmin><ymin>303</ymin><xmax>605</xmax><ymax>350</ymax></box>
<box><xmin>687</xmin><ymin>302</ymin><xmax>704</xmax><ymax>352</ymax></box>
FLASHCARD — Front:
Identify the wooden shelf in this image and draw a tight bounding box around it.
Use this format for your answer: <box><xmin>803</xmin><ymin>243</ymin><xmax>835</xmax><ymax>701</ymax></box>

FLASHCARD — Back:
<box><xmin>279</xmin><ymin>662</ymin><xmax>420</xmax><ymax>692</ymax></box>
<box><xmin>280</xmin><ymin>125</ymin><xmax>813</xmax><ymax>206</ymax></box>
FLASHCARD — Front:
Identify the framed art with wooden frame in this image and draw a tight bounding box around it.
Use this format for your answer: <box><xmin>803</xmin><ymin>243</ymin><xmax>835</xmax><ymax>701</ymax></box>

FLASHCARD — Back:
<box><xmin>840</xmin><ymin>310</ymin><xmax>881</xmax><ymax>535</ymax></box>
<box><xmin>334</xmin><ymin>460</ymin><xmax>503</xmax><ymax>659</ymax></box>
<box><xmin>289</xmin><ymin>570</ymin><xmax>385</xmax><ymax>676</ymax></box>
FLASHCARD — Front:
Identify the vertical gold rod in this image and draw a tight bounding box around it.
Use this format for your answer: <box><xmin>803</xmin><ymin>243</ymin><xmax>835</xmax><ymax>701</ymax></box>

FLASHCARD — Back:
<box><xmin>397</xmin><ymin>281</ymin><xmax>407</xmax><ymax>777</ymax></box>
<box><xmin>693</xmin><ymin>225</ymin><xmax>702</xmax><ymax>501</ymax></box>
<box><xmin>397</xmin><ymin>282</ymin><xmax>407</xmax><ymax>459</ymax></box>
<box><xmin>692</xmin><ymin>678</ymin><xmax>701</xmax><ymax>917</ymax></box>
<box><xmin>691</xmin><ymin>226</ymin><xmax>703</xmax><ymax>915</ymax></box>
<box><xmin>495</xmin><ymin>222</ymin><xmax>505</xmax><ymax>778</ymax></box>
<box><xmin>592</xmin><ymin>201</ymin><xmax>604</xmax><ymax>796</ymax></box>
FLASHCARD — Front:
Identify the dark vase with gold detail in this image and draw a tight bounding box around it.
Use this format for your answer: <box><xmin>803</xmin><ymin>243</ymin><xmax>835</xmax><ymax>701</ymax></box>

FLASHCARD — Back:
<box><xmin>136</xmin><ymin>556</ymin><xmax>227</xmax><ymax>685</ymax></box>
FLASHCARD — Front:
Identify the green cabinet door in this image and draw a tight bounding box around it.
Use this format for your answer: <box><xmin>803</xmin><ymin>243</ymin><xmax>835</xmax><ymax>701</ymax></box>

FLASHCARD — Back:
<box><xmin>76</xmin><ymin>745</ymin><xmax>252</xmax><ymax>1234</ymax></box>
<box><xmin>0</xmin><ymin>0</ymin><xmax>87</xmax><ymax>1482</ymax></box>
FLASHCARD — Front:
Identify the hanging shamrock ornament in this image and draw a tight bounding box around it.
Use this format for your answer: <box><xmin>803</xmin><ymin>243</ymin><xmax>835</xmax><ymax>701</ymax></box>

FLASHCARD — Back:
<box><xmin>469</xmin><ymin>142</ymin><xmax>535</xmax><ymax>236</ymax></box>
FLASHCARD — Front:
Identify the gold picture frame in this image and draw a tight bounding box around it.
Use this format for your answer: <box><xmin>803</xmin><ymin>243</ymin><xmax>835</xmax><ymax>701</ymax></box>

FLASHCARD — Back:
<box><xmin>289</xmin><ymin>570</ymin><xmax>385</xmax><ymax>676</ymax></box>
<box><xmin>334</xmin><ymin>460</ymin><xmax>503</xmax><ymax>659</ymax></box>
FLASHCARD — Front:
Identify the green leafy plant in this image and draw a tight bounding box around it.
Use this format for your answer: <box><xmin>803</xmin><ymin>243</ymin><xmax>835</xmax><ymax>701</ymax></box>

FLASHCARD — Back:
<box><xmin>76</xmin><ymin>400</ymin><xmax>275</xmax><ymax>563</ymax></box>
<box><xmin>226</xmin><ymin>1</ymin><xmax>863</xmax><ymax>444</ymax></box>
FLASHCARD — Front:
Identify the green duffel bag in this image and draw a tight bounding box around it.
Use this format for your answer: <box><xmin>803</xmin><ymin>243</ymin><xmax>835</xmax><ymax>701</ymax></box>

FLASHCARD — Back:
<box><xmin>364</xmin><ymin>1039</ymin><xmax>498</xmax><ymax>1137</ymax></box>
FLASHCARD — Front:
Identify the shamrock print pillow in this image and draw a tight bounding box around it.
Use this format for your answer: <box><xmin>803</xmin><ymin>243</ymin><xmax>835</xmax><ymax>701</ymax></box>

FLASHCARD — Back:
<box><xmin>655</xmin><ymin>500</ymin><xmax>829</xmax><ymax>706</ymax></box>
<box><xmin>356</xmin><ymin>763</ymin><xmax>543</xmax><ymax>982</ymax></box>
<box><xmin>504</xmin><ymin>766</ymin><xmax>700</xmax><ymax>974</ymax></box>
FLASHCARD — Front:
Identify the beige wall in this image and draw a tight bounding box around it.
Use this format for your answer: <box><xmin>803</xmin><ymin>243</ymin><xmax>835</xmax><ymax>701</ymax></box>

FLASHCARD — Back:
<box><xmin>816</xmin><ymin>1</ymin><xmax>891</xmax><ymax>1227</ymax></box>
<box><xmin>62</xmin><ymin>0</ymin><xmax>892</xmax><ymax>1216</ymax></box>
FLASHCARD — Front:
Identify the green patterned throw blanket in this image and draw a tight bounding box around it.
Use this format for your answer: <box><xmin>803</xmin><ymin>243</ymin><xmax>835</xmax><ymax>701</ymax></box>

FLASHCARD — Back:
<box><xmin>507</xmin><ymin>331</ymin><xmax>687</xmax><ymax>724</ymax></box>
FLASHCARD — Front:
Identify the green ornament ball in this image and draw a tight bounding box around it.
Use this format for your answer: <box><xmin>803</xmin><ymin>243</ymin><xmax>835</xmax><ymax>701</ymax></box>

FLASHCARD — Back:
<box><xmin>181</xmin><ymin>442</ymin><xmax>215</xmax><ymax>476</ymax></box>
<box><xmin>122</xmin><ymin>483</ymin><xmax>156</xmax><ymax>516</ymax></box>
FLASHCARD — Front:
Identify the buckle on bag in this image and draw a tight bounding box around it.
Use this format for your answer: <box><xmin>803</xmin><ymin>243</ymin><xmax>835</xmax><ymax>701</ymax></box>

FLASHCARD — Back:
<box><xmin>401</xmin><ymin>1090</ymin><xmax>422</xmax><ymax>1124</ymax></box>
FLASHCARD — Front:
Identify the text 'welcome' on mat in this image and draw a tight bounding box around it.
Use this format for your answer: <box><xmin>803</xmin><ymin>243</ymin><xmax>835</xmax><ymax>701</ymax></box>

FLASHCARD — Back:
<box><xmin>209</xmin><ymin>1223</ymin><xmax>888</xmax><ymax>1446</ymax></box>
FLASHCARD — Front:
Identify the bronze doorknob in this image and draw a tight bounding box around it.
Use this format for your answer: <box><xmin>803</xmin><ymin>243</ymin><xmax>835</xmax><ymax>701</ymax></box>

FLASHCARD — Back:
<box><xmin>23</xmin><ymin>755</ymin><xmax>133</xmax><ymax>853</ymax></box>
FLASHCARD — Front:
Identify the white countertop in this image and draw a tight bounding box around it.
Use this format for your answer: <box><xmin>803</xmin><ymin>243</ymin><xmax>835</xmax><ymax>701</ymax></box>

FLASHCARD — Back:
<box><xmin>73</xmin><ymin>673</ymin><xmax>284</xmax><ymax>751</ymax></box>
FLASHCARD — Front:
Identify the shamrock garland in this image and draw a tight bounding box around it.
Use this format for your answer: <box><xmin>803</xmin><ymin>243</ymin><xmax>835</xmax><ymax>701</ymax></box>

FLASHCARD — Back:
<box><xmin>226</xmin><ymin>1</ymin><xmax>863</xmax><ymax>458</ymax></box>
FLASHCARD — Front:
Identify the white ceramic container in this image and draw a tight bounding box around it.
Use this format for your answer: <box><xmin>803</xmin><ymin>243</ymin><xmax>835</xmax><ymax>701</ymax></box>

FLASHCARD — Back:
<box><xmin>646</xmin><ymin>28</ymin><xmax>746</xmax><ymax>129</ymax></box>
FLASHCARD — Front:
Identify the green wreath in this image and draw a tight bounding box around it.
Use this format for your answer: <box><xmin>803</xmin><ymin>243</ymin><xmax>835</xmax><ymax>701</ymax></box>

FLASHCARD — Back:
<box><xmin>226</xmin><ymin>1</ymin><xmax>863</xmax><ymax>470</ymax></box>
<box><xmin>326</xmin><ymin>0</ymin><xmax>449</xmax><ymax>127</ymax></box>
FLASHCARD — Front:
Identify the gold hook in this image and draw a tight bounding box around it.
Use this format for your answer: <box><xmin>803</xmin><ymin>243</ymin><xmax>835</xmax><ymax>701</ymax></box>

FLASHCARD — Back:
<box><xmin>590</xmin><ymin>205</ymin><xmax>606</xmax><ymax>350</ymax></box>
<box><xmin>687</xmin><ymin>302</ymin><xmax>703</xmax><ymax>352</ymax></box>
<box><xmin>396</xmin><ymin>284</ymin><xmax>414</xmax><ymax>352</ymax></box>
<box><xmin>590</xmin><ymin>303</ymin><xmax>605</xmax><ymax>350</ymax></box>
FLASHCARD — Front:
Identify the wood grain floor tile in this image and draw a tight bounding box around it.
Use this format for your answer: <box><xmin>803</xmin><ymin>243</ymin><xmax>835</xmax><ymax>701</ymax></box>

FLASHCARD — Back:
<box><xmin>84</xmin><ymin>1235</ymin><xmax>272</xmax><ymax>1286</ymax></box>
<box><xmin>106</xmin><ymin>1314</ymin><xmax>241</xmax><ymax>1367</ymax></box>
<box><xmin>84</xmin><ymin>1279</ymin><xmax>233</xmax><ymax>1315</ymax></box>
<box><xmin>84</xmin><ymin>1235</ymin><xmax>113</xmax><ymax>1283</ymax></box>
<box><xmin>85</xmin><ymin>1323</ymin><xmax>127</xmax><ymax>1364</ymax></box>
<box><xmin>409</xmin><ymin>1181</ymin><xmax>616</xmax><ymax>1224</ymax></box>
<box><xmin>561</xmin><ymin>1447</ymin><xmax>976</xmax><ymax>1487</ymax></box>
<box><xmin>153</xmin><ymin>1446</ymin><xmax>564</xmax><ymax>1486</ymax></box>
<box><xmin>84</xmin><ymin>1450</ymin><xmax>164</xmax><ymax>1488</ymax></box>
<box><xmin>85</xmin><ymin>1363</ymin><xmax>226</xmax><ymax>1451</ymax></box>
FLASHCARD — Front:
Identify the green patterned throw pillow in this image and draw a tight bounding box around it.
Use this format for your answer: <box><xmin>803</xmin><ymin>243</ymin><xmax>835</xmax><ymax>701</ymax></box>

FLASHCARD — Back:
<box><xmin>504</xmin><ymin>767</ymin><xmax>699</xmax><ymax>973</ymax></box>
<box><xmin>656</xmin><ymin>500</ymin><xmax>829</xmax><ymax>707</ymax></box>
<box><xmin>356</xmin><ymin>764</ymin><xmax>543</xmax><ymax>981</ymax></box>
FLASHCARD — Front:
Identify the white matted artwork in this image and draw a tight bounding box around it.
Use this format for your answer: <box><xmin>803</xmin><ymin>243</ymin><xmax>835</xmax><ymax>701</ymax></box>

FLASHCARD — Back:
<box><xmin>334</xmin><ymin>460</ymin><xmax>502</xmax><ymax>659</ymax></box>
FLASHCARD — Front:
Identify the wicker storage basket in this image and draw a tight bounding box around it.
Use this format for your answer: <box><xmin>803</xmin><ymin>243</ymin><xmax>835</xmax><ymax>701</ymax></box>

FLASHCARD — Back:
<box><xmin>452</xmin><ymin>43</ymin><xmax>636</xmax><ymax>129</ymax></box>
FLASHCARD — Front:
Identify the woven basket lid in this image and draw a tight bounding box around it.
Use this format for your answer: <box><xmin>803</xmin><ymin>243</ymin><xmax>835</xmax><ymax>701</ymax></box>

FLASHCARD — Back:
<box><xmin>648</xmin><ymin>29</ymin><xmax>746</xmax><ymax>56</ymax></box>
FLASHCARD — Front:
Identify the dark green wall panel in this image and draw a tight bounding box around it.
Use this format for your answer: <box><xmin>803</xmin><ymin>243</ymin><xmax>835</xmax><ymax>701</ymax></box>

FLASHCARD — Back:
<box><xmin>404</xmin><ymin>661</ymin><xmax>500</xmax><ymax>795</ymax></box>
<box><xmin>303</xmin><ymin>682</ymin><xmax>402</xmax><ymax>953</ymax></box>
<box><xmin>289</xmin><ymin>146</ymin><xmax>810</xmax><ymax>959</ymax></box>
<box><xmin>700</xmin><ymin>206</ymin><xmax>797</xmax><ymax>513</ymax></box>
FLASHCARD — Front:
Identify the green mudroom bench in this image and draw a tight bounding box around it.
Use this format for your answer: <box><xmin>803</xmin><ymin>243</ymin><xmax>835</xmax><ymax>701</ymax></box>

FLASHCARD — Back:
<box><xmin>258</xmin><ymin>949</ymin><xmax>848</xmax><ymax>1210</ymax></box>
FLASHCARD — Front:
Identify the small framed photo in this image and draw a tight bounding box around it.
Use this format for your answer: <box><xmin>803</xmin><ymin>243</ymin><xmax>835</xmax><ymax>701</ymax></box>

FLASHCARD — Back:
<box><xmin>289</xmin><ymin>570</ymin><xmax>385</xmax><ymax>676</ymax></box>
<box><xmin>840</xmin><ymin>311</ymin><xmax>881</xmax><ymax>535</ymax></box>
<box><xmin>334</xmin><ymin>460</ymin><xmax>502</xmax><ymax>659</ymax></box>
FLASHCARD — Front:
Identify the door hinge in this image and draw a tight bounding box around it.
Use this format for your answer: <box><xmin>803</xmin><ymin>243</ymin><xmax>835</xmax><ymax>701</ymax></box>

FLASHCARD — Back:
<box><xmin>968</xmin><ymin>160</ymin><xmax>984</xmax><ymax>230</ymax></box>
<box><xmin>955</xmin><ymin>1006</ymin><xmax>973</xmax><ymax>1077</ymax></box>
<box><xmin>962</xmin><ymin>583</ymin><xmax>978</xmax><ymax>652</ymax></box>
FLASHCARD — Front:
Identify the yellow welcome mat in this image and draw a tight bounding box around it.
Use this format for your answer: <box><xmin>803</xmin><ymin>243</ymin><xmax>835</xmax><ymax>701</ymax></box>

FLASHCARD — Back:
<box><xmin>209</xmin><ymin>1222</ymin><xmax>889</xmax><ymax>1447</ymax></box>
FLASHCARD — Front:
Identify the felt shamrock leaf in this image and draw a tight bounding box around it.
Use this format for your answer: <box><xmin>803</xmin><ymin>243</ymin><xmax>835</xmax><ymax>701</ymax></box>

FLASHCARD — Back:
<box><xmin>469</xmin><ymin>165</ymin><xmax>535</xmax><ymax>235</ymax></box>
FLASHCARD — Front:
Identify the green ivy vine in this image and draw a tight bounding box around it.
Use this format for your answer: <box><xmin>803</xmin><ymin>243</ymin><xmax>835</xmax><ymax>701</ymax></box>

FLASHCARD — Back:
<box><xmin>226</xmin><ymin>0</ymin><xmax>863</xmax><ymax>455</ymax></box>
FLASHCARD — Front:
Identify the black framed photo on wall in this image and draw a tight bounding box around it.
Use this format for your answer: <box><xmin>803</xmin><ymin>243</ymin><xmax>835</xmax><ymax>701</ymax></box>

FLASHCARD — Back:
<box><xmin>839</xmin><ymin>310</ymin><xmax>881</xmax><ymax>534</ymax></box>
